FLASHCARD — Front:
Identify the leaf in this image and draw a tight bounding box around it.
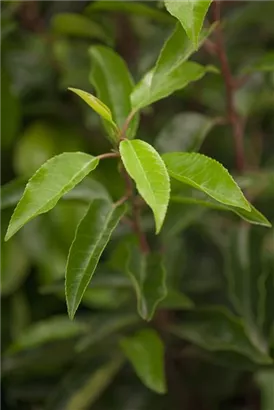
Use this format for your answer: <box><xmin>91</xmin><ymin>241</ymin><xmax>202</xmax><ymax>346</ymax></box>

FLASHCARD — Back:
<box><xmin>131</xmin><ymin>23</ymin><xmax>213</xmax><ymax>110</ymax></box>
<box><xmin>170</xmin><ymin>195</ymin><xmax>271</xmax><ymax>227</ymax></box>
<box><xmin>51</xmin><ymin>13</ymin><xmax>109</xmax><ymax>42</ymax></box>
<box><xmin>159</xmin><ymin>289</ymin><xmax>194</xmax><ymax>310</ymax></box>
<box><xmin>120</xmin><ymin>139</ymin><xmax>170</xmax><ymax>233</ymax></box>
<box><xmin>164</xmin><ymin>0</ymin><xmax>212</xmax><ymax>47</ymax></box>
<box><xmin>132</xmin><ymin>62</ymin><xmax>206</xmax><ymax>111</ymax></box>
<box><xmin>65</xmin><ymin>199</ymin><xmax>127</xmax><ymax>319</ymax></box>
<box><xmin>171</xmin><ymin>308</ymin><xmax>272</xmax><ymax>364</ymax></box>
<box><xmin>155</xmin><ymin>112</ymin><xmax>215</xmax><ymax>153</ymax></box>
<box><xmin>163</xmin><ymin>152</ymin><xmax>250</xmax><ymax>211</ymax></box>
<box><xmin>125</xmin><ymin>246</ymin><xmax>167</xmax><ymax>321</ymax></box>
<box><xmin>86</xmin><ymin>1</ymin><xmax>174</xmax><ymax>24</ymax></box>
<box><xmin>256</xmin><ymin>370</ymin><xmax>274</xmax><ymax>410</ymax></box>
<box><xmin>7</xmin><ymin>316</ymin><xmax>88</xmax><ymax>354</ymax></box>
<box><xmin>225</xmin><ymin>225</ymin><xmax>274</xmax><ymax>352</ymax></box>
<box><xmin>120</xmin><ymin>329</ymin><xmax>166</xmax><ymax>394</ymax></box>
<box><xmin>241</xmin><ymin>52</ymin><xmax>274</xmax><ymax>74</ymax></box>
<box><xmin>89</xmin><ymin>45</ymin><xmax>139</xmax><ymax>139</ymax></box>
<box><xmin>46</xmin><ymin>356</ymin><xmax>123</xmax><ymax>410</ymax></box>
<box><xmin>68</xmin><ymin>87</ymin><xmax>119</xmax><ymax>139</ymax></box>
<box><xmin>5</xmin><ymin>152</ymin><xmax>99</xmax><ymax>241</ymax></box>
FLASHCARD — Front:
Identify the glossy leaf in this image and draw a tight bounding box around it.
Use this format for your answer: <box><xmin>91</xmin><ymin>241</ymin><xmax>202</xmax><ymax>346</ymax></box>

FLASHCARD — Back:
<box><xmin>7</xmin><ymin>316</ymin><xmax>88</xmax><ymax>354</ymax></box>
<box><xmin>89</xmin><ymin>45</ymin><xmax>139</xmax><ymax>139</ymax></box>
<box><xmin>86</xmin><ymin>1</ymin><xmax>174</xmax><ymax>24</ymax></box>
<box><xmin>68</xmin><ymin>87</ymin><xmax>118</xmax><ymax>138</ymax></box>
<box><xmin>165</xmin><ymin>0</ymin><xmax>212</xmax><ymax>47</ymax></box>
<box><xmin>131</xmin><ymin>23</ymin><xmax>213</xmax><ymax>110</ymax></box>
<box><xmin>170</xmin><ymin>195</ymin><xmax>271</xmax><ymax>227</ymax></box>
<box><xmin>51</xmin><ymin>13</ymin><xmax>109</xmax><ymax>42</ymax></box>
<box><xmin>125</xmin><ymin>246</ymin><xmax>167</xmax><ymax>321</ymax></box>
<box><xmin>156</xmin><ymin>112</ymin><xmax>215</xmax><ymax>153</ymax></box>
<box><xmin>120</xmin><ymin>329</ymin><xmax>166</xmax><ymax>393</ymax></box>
<box><xmin>163</xmin><ymin>152</ymin><xmax>250</xmax><ymax>210</ymax></box>
<box><xmin>120</xmin><ymin>139</ymin><xmax>170</xmax><ymax>233</ymax></box>
<box><xmin>5</xmin><ymin>153</ymin><xmax>99</xmax><ymax>241</ymax></box>
<box><xmin>132</xmin><ymin>61</ymin><xmax>207</xmax><ymax>110</ymax></box>
<box><xmin>171</xmin><ymin>308</ymin><xmax>272</xmax><ymax>364</ymax></box>
<box><xmin>46</xmin><ymin>356</ymin><xmax>123</xmax><ymax>410</ymax></box>
<box><xmin>65</xmin><ymin>199</ymin><xmax>127</xmax><ymax>319</ymax></box>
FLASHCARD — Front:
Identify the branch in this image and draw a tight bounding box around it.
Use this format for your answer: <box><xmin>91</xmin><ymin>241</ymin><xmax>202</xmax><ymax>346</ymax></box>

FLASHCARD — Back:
<box><xmin>212</xmin><ymin>1</ymin><xmax>246</xmax><ymax>173</ymax></box>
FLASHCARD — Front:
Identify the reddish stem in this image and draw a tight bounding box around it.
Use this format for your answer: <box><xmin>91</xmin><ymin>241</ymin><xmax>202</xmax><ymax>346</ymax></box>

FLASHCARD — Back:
<box><xmin>212</xmin><ymin>1</ymin><xmax>246</xmax><ymax>173</ymax></box>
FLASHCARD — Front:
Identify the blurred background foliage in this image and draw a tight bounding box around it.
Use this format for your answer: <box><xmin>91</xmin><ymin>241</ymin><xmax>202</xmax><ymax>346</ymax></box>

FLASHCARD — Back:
<box><xmin>1</xmin><ymin>1</ymin><xmax>274</xmax><ymax>409</ymax></box>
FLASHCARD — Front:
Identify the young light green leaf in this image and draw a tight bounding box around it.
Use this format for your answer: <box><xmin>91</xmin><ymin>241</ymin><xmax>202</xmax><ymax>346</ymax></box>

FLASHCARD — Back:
<box><xmin>155</xmin><ymin>112</ymin><xmax>215</xmax><ymax>153</ymax></box>
<box><xmin>120</xmin><ymin>139</ymin><xmax>170</xmax><ymax>233</ymax></box>
<box><xmin>125</xmin><ymin>246</ymin><xmax>167</xmax><ymax>321</ymax></box>
<box><xmin>89</xmin><ymin>45</ymin><xmax>139</xmax><ymax>139</ymax></box>
<box><xmin>5</xmin><ymin>152</ymin><xmax>99</xmax><ymax>241</ymax></box>
<box><xmin>163</xmin><ymin>152</ymin><xmax>250</xmax><ymax>211</ymax></box>
<box><xmin>120</xmin><ymin>329</ymin><xmax>166</xmax><ymax>394</ymax></box>
<box><xmin>132</xmin><ymin>62</ymin><xmax>206</xmax><ymax>110</ymax></box>
<box><xmin>165</xmin><ymin>0</ymin><xmax>212</xmax><ymax>48</ymax></box>
<box><xmin>131</xmin><ymin>23</ymin><xmax>214</xmax><ymax>110</ymax></box>
<box><xmin>65</xmin><ymin>198</ymin><xmax>127</xmax><ymax>319</ymax></box>
<box><xmin>171</xmin><ymin>308</ymin><xmax>272</xmax><ymax>364</ymax></box>
<box><xmin>86</xmin><ymin>1</ymin><xmax>174</xmax><ymax>24</ymax></box>
<box><xmin>68</xmin><ymin>87</ymin><xmax>119</xmax><ymax>138</ymax></box>
<box><xmin>51</xmin><ymin>13</ymin><xmax>109</xmax><ymax>42</ymax></box>
<box><xmin>170</xmin><ymin>195</ymin><xmax>271</xmax><ymax>227</ymax></box>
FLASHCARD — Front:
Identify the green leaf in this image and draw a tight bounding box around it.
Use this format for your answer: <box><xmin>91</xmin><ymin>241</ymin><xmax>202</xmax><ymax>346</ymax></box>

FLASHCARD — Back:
<box><xmin>131</xmin><ymin>23</ymin><xmax>213</xmax><ymax>110</ymax></box>
<box><xmin>159</xmin><ymin>289</ymin><xmax>194</xmax><ymax>310</ymax></box>
<box><xmin>120</xmin><ymin>329</ymin><xmax>166</xmax><ymax>394</ymax></box>
<box><xmin>155</xmin><ymin>112</ymin><xmax>215</xmax><ymax>153</ymax></box>
<box><xmin>241</xmin><ymin>52</ymin><xmax>274</xmax><ymax>74</ymax></box>
<box><xmin>125</xmin><ymin>246</ymin><xmax>167</xmax><ymax>321</ymax></box>
<box><xmin>170</xmin><ymin>195</ymin><xmax>271</xmax><ymax>227</ymax></box>
<box><xmin>5</xmin><ymin>152</ymin><xmax>99</xmax><ymax>241</ymax></box>
<box><xmin>86</xmin><ymin>1</ymin><xmax>174</xmax><ymax>24</ymax></box>
<box><xmin>68</xmin><ymin>87</ymin><xmax>119</xmax><ymax>139</ymax></box>
<box><xmin>163</xmin><ymin>152</ymin><xmax>250</xmax><ymax>211</ymax></box>
<box><xmin>164</xmin><ymin>0</ymin><xmax>212</xmax><ymax>47</ymax></box>
<box><xmin>120</xmin><ymin>139</ymin><xmax>170</xmax><ymax>233</ymax></box>
<box><xmin>256</xmin><ymin>370</ymin><xmax>274</xmax><ymax>410</ymax></box>
<box><xmin>46</xmin><ymin>356</ymin><xmax>123</xmax><ymax>410</ymax></box>
<box><xmin>51</xmin><ymin>13</ymin><xmax>109</xmax><ymax>42</ymax></box>
<box><xmin>132</xmin><ymin>62</ymin><xmax>206</xmax><ymax>111</ymax></box>
<box><xmin>89</xmin><ymin>45</ymin><xmax>139</xmax><ymax>139</ymax></box>
<box><xmin>65</xmin><ymin>199</ymin><xmax>127</xmax><ymax>319</ymax></box>
<box><xmin>171</xmin><ymin>308</ymin><xmax>272</xmax><ymax>364</ymax></box>
<box><xmin>7</xmin><ymin>316</ymin><xmax>88</xmax><ymax>354</ymax></box>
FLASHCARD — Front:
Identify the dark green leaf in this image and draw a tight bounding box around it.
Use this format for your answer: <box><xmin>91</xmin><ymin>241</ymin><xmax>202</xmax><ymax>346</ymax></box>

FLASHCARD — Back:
<box><xmin>46</xmin><ymin>356</ymin><xmax>123</xmax><ymax>410</ymax></box>
<box><xmin>65</xmin><ymin>199</ymin><xmax>127</xmax><ymax>319</ymax></box>
<box><xmin>156</xmin><ymin>112</ymin><xmax>215</xmax><ymax>153</ymax></box>
<box><xmin>120</xmin><ymin>329</ymin><xmax>166</xmax><ymax>393</ymax></box>
<box><xmin>164</xmin><ymin>0</ymin><xmax>212</xmax><ymax>47</ymax></box>
<box><xmin>7</xmin><ymin>316</ymin><xmax>88</xmax><ymax>354</ymax></box>
<box><xmin>51</xmin><ymin>13</ymin><xmax>109</xmax><ymax>42</ymax></box>
<box><xmin>89</xmin><ymin>45</ymin><xmax>139</xmax><ymax>139</ymax></box>
<box><xmin>1</xmin><ymin>178</ymin><xmax>25</xmax><ymax>211</ymax></box>
<box><xmin>171</xmin><ymin>308</ymin><xmax>272</xmax><ymax>364</ymax></box>
<box><xmin>256</xmin><ymin>370</ymin><xmax>274</xmax><ymax>410</ymax></box>
<box><xmin>86</xmin><ymin>1</ymin><xmax>174</xmax><ymax>24</ymax></box>
<box><xmin>163</xmin><ymin>152</ymin><xmax>250</xmax><ymax>210</ymax></box>
<box><xmin>120</xmin><ymin>139</ymin><xmax>170</xmax><ymax>233</ymax></box>
<box><xmin>125</xmin><ymin>246</ymin><xmax>167</xmax><ymax>321</ymax></box>
<box><xmin>5</xmin><ymin>152</ymin><xmax>99</xmax><ymax>241</ymax></box>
